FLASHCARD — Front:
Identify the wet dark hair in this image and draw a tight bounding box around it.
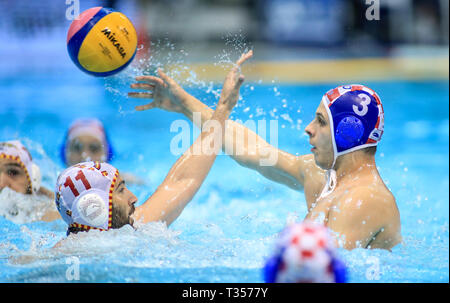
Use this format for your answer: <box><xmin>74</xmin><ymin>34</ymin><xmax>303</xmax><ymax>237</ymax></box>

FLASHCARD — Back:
<box><xmin>110</xmin><ymin>202</ymin><xmax>132</xmax><ymax>229</ymax></box>
<box><xmin>364</xmin><ymin>146</ymin><xmax>377</xmax><ymax>155</ymax></box>
<box><xmin>67</xmin><ymin>226</ymin><xmax>87</xmax><ymax>236</ymax></box>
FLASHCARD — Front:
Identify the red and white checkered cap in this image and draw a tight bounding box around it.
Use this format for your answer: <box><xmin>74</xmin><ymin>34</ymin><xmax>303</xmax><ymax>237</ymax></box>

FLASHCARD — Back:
<box><xmin>273</xmin><ymin>221</ymin><xmax>337</xmax><ymax>283</ymax></box>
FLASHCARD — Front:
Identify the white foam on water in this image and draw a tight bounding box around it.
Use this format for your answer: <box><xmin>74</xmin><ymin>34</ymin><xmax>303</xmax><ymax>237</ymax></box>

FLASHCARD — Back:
<box><xmin>0</xmin><ymin>188</ymin><xmax>55</xmax><ymax>224</ymax></box>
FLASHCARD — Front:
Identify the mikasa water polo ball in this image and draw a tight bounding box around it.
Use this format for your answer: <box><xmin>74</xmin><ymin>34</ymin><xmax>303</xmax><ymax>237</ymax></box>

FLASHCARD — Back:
<box><xmin>67</xmin><ymin>7</ymin><xmax>138</xmax><ymax>77</ymax></box>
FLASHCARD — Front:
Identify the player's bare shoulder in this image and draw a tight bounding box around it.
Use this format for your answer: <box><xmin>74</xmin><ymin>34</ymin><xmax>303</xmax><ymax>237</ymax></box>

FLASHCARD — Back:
<box><xmin>342</xmin><ymin>175</ymin><xmax>397</xmax><ymax>216</ymax></box>
<box><xmin>339</xmin><ymin>181</ymin><xmax>401</xmax><ymax>248</ymax></box>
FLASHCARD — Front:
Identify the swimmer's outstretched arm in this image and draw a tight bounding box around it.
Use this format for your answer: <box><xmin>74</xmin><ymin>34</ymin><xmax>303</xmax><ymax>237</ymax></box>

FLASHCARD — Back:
<box><xmin>132</xmin><ymin>52</ymin><xmax>249</xmax><ymax>227</ymax></box>
<box><xmin>129</xmin><ymin>51</ymin><xmax>325</xmax><ymax>199</ymax></box>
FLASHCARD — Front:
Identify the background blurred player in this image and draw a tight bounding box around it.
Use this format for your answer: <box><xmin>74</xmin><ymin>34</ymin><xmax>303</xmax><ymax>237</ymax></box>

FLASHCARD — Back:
<box><xmin>0</xmin><ymin>140</ymin><xmax>60</xmax><ymax>221</ymax></box>
<box><xmin>60</xmin><ymin>118</ymin><xmax>144</xmax><ymax>185</ymax></box>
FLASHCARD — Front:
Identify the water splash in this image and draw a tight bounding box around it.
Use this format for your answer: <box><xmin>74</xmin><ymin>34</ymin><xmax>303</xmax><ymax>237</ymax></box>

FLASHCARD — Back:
<box><xmin>101</xmin><ymin>34</ymin><xmax>301</xmax><ymax>132</ymax></box>
<box><xmin>0</xmin><ymin>188</ymin><xmax>55</xmax><ymax>224</ymax></box>
<box><xmin>19</xmin><ymin>137</ymin><xmax>60</xmax><ymax>188</ymax></box>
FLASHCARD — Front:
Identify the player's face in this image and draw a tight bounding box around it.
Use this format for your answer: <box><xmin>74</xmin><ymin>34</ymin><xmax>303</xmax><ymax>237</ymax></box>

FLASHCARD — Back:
<box><xmin>66</xmin><ymin>135</ymin><xmax>106</xmax><ymax>166</ymax></box>
<box><xmin>0</xmin><ymin>158</ymin><xmax>31</xmax><ymax>194</ymax></box>
<box><xmin>111</xmin><ymin>175</ymin><xmax>137</xmax><ymax>228</ymax></box>
<box><xmin>304</xmin><ymin>102</ymin><xmax>334</xmax><ymax>170</ymax></box>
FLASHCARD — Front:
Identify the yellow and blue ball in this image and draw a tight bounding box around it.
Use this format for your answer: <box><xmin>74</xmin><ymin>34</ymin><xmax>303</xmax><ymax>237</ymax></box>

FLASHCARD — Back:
<box><xmin>67</xmin><ymin>7</ymin><xmax>137</xmax><ymax>77</ymax></box>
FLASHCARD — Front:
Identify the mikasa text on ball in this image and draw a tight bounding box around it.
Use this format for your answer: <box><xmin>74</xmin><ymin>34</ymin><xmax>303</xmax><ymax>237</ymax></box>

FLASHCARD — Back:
<box><xmin>67</xmin><ymin>7</ymin><xmax>138</xmax><ymax>77</ymax></box>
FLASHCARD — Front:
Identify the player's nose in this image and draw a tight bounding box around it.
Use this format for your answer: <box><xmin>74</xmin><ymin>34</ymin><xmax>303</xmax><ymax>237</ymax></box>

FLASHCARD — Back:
<box><xmin>305</xmin><ymin>121</ymin><xmax>314</xmax><ymax>137</ymax></box>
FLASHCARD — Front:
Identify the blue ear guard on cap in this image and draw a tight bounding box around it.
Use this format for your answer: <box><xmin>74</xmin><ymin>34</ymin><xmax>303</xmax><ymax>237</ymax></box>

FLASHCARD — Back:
<box><xmin>335</xmin><ymin>115</ymin><xmax>365</xmax><ymax>150</ymax></box>
<box><xmin>104</xmin><ymin>132</ymin><xmax>115</xmax><ymax>162</ymax></box>
<box><xmin>59</xmin><ymin>134</ymin><xmax>68</xmax><ymax>165</ymax></box>
<box><xmin>330</xmin><ymin>256</ymin><xmax>347</xmax><ymax>283</ymax></box>
<box><xmin>263</xmin><ymin>248</ymin><xmax>285</xmax><ymax>283</ymax></box>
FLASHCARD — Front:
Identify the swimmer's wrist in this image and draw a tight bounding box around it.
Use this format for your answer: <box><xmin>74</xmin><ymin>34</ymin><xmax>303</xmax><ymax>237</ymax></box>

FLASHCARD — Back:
<box><xmin>219</xmin><ymin>94</ymin><xmax>238</xmax><ymax>110</ymax></box>
<box><xmin>216</xmin><ymin>102</ymin><xmax>235</xmax><ymax>114</ymax></box>
<box><xmin>215</xmin><ymin>103</ymin><xmax>229</xmax><ymax>111</ymax></box>
<box><xmin>180</xmin><ymin>95</ymin><xmax>215</xmax><ymax>119</ymax></box>
<box><xmin>177</xmin><ymin>89</ymin><xmax>193</xmax><ymax>106</ymax></box>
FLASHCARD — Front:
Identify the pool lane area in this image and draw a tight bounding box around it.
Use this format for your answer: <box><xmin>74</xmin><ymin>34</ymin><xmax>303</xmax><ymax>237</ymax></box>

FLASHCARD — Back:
<box><xmin>0</xmin><ymin>54</ymin><xmax>448</xmax><ymax>282</ymax></box>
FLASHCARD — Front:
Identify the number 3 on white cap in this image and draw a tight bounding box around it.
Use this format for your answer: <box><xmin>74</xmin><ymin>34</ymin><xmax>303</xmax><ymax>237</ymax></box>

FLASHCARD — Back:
<box><xmin>353</xmin><ymin>93</ymin><xmax>371</xmax><ymax>116</ymax></box>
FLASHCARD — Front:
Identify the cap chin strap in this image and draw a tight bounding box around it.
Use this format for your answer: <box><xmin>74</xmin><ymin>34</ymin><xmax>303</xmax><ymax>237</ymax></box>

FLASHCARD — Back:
<box><xmin>317</xmin><ymin>96</ymin><xmax>338</xmax><ymax>200</ymax></box>
<box><xmin>31</xmin><ymin>163</ymin><xmax>41</xmax><ymax>194</ymax></box>
<box><xmin>319</xmin><ymin>142</ymin><xmax>378</xmax><ymax>201</ymax></box>
<box><xmin>319</xmin><ymin>96</ymin><xmax>376</xmax><ymax>201</ymax></box>
<box><xmin>318</xmin><ymin>169</ymin><xmax>337</xmax><ymax>200</ymax></box>
<box><xmin>318</xmin><ymin>88</ymin><xmax>382</xmax><ymax>202</ymax></box>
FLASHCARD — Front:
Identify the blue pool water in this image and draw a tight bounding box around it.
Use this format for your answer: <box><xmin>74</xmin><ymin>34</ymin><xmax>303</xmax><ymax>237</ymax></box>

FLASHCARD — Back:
<box><xmin>0</xmin><ymin>64</ymin><xmax>448</xmax><ymax>282</ymax></box>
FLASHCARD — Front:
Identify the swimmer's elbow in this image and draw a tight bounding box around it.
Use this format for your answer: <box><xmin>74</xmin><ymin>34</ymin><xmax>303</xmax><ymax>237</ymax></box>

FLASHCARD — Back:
<box><xmin>170</xmin><ymin>176</ymin><xmax>202</xmax><ymax>194</ymax></box>
<box><xmin>255</xmin><ymin>165</ymin><xmax>303</xmax><ymax>191</ymax></box>
<box><xmin>231</xmin><ymin>154</ymin><xmax>259</xmax><ymax>171</ymax></box>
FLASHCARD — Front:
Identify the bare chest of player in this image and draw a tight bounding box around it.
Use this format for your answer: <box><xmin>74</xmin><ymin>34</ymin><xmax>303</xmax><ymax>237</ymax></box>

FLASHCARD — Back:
<box><xmin>305</xmin><ymin>187</ymin><xmax>349</xmax><ymax>225</ymax></box>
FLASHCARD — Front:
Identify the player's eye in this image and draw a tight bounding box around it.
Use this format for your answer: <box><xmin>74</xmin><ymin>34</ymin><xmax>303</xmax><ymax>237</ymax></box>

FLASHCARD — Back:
<box><xmin>7</xmin><ymin>168</ymin><xmax>20</xmax><ymax>177</ymax></box>
<box><xmin>317</xmin><ymin>116</ymin><xmax>326</xmax><ymax>126</ymax></box>
<box><xmin>89</xmin><ymin>144</ymin><xmax>101</xmax><ymax>153</ymax></box>
<box><xmin>70</xmin><ymin>142</ymin><xmax>83</xmax><ymax>152</ymax></box>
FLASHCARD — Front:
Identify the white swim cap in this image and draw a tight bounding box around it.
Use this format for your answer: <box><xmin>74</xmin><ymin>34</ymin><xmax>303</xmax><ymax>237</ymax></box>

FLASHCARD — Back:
<box><xmin>67</xmin><ymin>118</ymin><xmax>108</xmax><ymax>146</ymax></box>
<box><xmin>55</xmin><ymin>161</ymin><xmax>119</xmax><ymax>231</ymax></box>
<box><xmin>0</xmin><ymin>140</ymin><xmax>40</xmax><ymax>194</ymax></box>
